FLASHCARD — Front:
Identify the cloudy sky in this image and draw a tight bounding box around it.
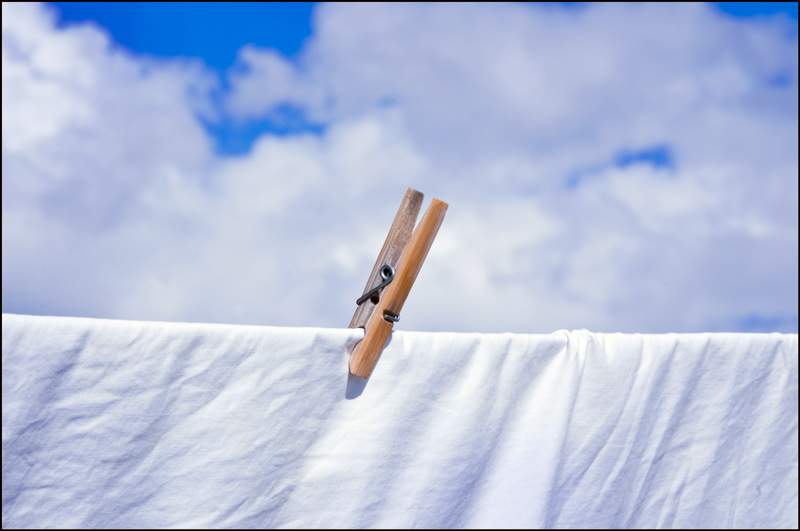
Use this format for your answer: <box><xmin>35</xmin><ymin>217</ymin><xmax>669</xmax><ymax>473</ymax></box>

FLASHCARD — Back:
<box><xmin>2</xmin><ymin>2</ymin><xmax>797</xmax><ymax>333</ymax></box>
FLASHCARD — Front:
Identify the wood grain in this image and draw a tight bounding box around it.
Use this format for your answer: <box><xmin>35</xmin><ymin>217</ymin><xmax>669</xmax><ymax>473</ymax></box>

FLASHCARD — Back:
<box><xmin>350</xmin><ymin>197</ymin><xmax>448</xmax><ymax>378</ymax></box>
<box><xmin>349</xmin><ymin>188</ymin><xmax>424</xmax><ymax>329</ymax></box>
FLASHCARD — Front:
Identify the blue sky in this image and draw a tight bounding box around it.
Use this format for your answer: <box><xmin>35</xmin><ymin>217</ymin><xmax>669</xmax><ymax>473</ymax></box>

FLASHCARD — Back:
<box><xmin>49</xmin><ymin>2</ymin><xmax>800</xmax><ymax>155</ymax></box>
<box><xmin>3</xmin><ymin>3</ymin><xmax>798</xmax><ymax>333</ymax></box>
<box><xmin>52</xmin><ymin>2</ymin><xmax>315</xmax><ymax>66</ymax></box>
<box><xmin>50</xmin><ymin>3</ymin><xmax>799</xmax><ymax>68</ymax></box>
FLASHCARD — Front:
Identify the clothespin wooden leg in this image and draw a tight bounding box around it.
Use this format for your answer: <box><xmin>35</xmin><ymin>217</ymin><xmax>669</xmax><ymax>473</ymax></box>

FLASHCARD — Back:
<box><xmin>349</xmin><ymin>196</ymin><xmax>448</xmax><ymax>379</ymax></box>
<box><xmin>349</xmin><ymin>188</ymin><xmax>424</xmax><ymax>329</ymax></box>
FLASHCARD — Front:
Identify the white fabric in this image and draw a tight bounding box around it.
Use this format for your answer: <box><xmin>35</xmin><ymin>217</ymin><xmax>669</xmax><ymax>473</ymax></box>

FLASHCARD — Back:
<box><xmin>2</xmin><ymin>313</ymin><xmax>797</xmax><ymax>529</ymax></box>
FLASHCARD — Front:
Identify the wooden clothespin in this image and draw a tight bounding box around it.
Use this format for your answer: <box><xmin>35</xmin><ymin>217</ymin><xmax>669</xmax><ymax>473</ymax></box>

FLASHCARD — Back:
<box><xmin>349</xmin><ymin>188</ymin><xmax>448</xmax><ymax>379</ymax></box>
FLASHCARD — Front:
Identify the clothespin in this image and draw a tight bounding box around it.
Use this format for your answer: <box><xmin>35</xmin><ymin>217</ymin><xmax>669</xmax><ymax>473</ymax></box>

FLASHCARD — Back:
<box><xmin>349</xmin><ymin>188</ymin><xmax>448</xmax><ymax>379</ymax></box>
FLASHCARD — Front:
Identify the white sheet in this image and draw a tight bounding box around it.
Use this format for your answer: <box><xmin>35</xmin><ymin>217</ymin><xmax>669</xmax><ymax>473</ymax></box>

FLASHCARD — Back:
<box><xmin>2</xmin><ymin>313</ymin><xmax>797</xmax><ymax>528</ymax></box>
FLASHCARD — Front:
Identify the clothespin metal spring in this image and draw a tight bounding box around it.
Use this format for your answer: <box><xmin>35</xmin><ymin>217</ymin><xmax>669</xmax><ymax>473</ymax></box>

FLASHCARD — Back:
<box><xmin>356</xmin><ymin>265</ymin><xmax>395</xmax><ymax>306</ymax></box>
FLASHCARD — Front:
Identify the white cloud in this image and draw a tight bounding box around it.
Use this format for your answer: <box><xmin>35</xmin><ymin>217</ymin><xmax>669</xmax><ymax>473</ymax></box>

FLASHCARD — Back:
<box><xmin>2</xmin><ymin>2</ymin><xmax>797</xmax><ymax>333</ymax></box>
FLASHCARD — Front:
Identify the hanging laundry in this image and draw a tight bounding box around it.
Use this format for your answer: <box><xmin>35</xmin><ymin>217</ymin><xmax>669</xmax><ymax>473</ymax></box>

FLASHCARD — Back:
<box><xmin>2</xmin><ymin>313</ymin><xmax>797</xmax><ymax>528</ymax></box>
